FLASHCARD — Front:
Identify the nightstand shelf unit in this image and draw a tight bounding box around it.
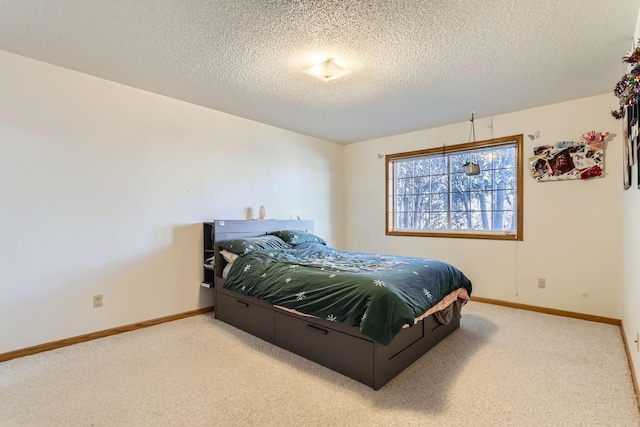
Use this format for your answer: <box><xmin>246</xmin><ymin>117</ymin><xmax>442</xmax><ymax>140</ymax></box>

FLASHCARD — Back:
<box><xmin>203</xmin><ymin>222</ymin><xmax>216</xmax><ymax>287</ymax></box>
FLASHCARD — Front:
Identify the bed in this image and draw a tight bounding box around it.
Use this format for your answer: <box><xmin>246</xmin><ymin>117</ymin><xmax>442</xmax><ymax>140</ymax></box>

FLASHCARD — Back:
<box><xmin>208</xmin><ymin>219</ymin><xmax>472</xmax><ymax>390</ymax></box>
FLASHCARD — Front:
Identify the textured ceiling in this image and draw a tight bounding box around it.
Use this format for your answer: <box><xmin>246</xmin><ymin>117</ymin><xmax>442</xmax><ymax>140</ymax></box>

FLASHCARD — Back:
<box><xmin>0</xmin><ymin>1</ymin><xmax>638</xmax><ymax>144</ymax></box>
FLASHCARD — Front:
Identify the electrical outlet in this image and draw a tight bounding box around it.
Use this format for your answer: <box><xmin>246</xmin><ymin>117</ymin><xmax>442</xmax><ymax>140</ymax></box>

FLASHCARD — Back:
<box><xmin>93</xmin><ymin>294</ymin><xmax>103</xmax><ymax>308</ymax></box>
<box><xmin>537</xmin><ymin>278</ymin><xmax>546</xmax><ymax>289</ymax></box>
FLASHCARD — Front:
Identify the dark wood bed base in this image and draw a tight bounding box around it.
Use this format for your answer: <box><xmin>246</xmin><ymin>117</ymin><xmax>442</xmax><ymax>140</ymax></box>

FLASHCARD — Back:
<box><xmin>208</xmin><ymin>219</ymin><xmax>461</xmax><ymax>390</ymax></box>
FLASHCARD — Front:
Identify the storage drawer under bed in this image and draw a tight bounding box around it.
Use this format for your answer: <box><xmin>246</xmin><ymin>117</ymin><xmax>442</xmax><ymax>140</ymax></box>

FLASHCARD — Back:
<box><xmin>216</xmin><ymin>292</ymin><xmax>275</xmax><ymax>343</ymax></box>
<box><xmin>274</xmin><ymin>312</ymin><xmax>375</xmax><ymax>387</ymax></box>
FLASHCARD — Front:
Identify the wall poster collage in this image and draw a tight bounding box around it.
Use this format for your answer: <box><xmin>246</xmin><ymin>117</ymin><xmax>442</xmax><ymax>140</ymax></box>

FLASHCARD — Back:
<box><xmin>529</xmin><ymin>131</ymin><xmax>609</xmax><ymax>182</ymax></box>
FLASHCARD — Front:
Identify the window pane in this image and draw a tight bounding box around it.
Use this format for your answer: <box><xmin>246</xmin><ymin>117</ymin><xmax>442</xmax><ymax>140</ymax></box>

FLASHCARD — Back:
<box><xmin>404</xmin><ymin>177</ymin><xmax>416</xmax><ymax>195</ymax></box>
<box><xmin>430</xmin><ymin>156</ymin><xmax>447</xmax><ymax>175</ymax></box>
<box><xmin>449</xmin><ymin>152</ymin><xmax>468</xmax><ymax>173</ymax></box>
<box><xmin>450</xmin><ymin>172</ymin><xmax>469</xmax><ymax>193</ymax></box>
<box><xmin>396</xmin><ymin>161</ymin><xmax>413</xmax><ymax>178</ymax></box>
<box><xmin>415</xmin><ymin>211</ymin><xmax>429</xmax><ymax>229</ymax></box>
<box><xmin>396</xmin><ymin>177</ymin><xmax>410</xmax><ymax>195</ymax></box>
<box><xmin>430</xmin><ymin>174</ymin><xmax>448</xmax><ymax>193</ymax></box>
<box><xmin>450</xmin><ymin>190</ymin><xmax>467</xmax><ymax>213</ymax></box>
<box><xmin>387</xmin><ymin>137</ymin><xmax>521</xmax><ymax>239</ymax></box>
<box><xmin>477</xmin><ymin>149</ymin><xmax>494</xmax><ymax>171</ymax></box>
<box><xmin>504</xmin><ymin>168</ymin><xmax>516</xmax><ymax>190</ymax></box>
<box><xmin>415</xmin><ymin>176</ymin><xmax>430</xmax><ymax>196</ymax></box>
<box><xmin>451</xmin><ymin>211</ymin><xmax>472</xmax><ymax>230</ymax></box>
<box><xmin>414</xmin><ymin>158</ymin><xmax>429</xmax><ymax>177</ymax></box>
<box><xmin>469</xmin><ymin>211</ymin><xmax>485</xmax><ymax>230</ymax></box>
<box><xmin>491</xmin><ymin>190</ymin><xmax>515</xmax><ymax>231</ymax></box>
<box><xmin>415</xmin><ymin>193</ymin><xmax>430</xmax><ymax>219</ymax></box>
<box><xmin>501</xmin><ymin>209</ymin><xmax>515</xmax><ymax>231</ymax></box>
<box><xmin>429</xmin><ymin>212</ymin><xmax>448</xmax><ymax>230</ymax></box>
<box><xmin>395</xmin><ymin>195</ymin><xmax>404</xmax><ymax>213</ymax></box>
<box><xmin>492</xmin><ymin>168</ymin><xmax>515</xmax><ymax>190</ymax></box>
<box><xmin>470</xmin><ymin>171</ymin><xmax>491</xmax><ymax>191</ymax></box>
<box><xmin>430</xmin><ymin>192</ymin><xmax>448</xmax><ymax>211</ymax></box>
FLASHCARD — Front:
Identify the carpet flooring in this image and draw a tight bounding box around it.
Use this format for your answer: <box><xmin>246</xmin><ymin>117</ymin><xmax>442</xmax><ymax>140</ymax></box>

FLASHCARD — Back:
<box><xmin>1</xmin><ymin>302</ymin><xmax>638</xmax><ymax>426</ymax></box>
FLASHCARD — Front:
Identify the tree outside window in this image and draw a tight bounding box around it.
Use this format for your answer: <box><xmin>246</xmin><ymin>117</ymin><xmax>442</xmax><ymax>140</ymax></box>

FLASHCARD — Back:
<box><xmin>386</xmin><ymin>135</ymin><xmax>523</xmax><ymax>241</ymax></box>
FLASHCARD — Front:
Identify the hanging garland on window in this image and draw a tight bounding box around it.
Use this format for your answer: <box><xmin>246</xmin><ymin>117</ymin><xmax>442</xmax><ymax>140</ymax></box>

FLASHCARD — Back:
<box><xmin>612</xmin><ymin>41</ymin><xmax>640</xmax><ymax>119</ymax></box>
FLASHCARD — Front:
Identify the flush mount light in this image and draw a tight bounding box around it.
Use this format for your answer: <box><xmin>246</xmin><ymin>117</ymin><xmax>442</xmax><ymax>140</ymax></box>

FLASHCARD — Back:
<box><xmin>303</xmin><ymin>58</ymin><xmax>352</xmax><ymax>82</ymax></box>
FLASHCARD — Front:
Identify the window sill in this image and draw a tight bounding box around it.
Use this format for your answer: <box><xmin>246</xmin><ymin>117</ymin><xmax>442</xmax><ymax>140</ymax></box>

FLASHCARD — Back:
<box><xmin>386</xmin><ymin>229</ymin><xmax>522</xmax><ymax>241</ymax></box>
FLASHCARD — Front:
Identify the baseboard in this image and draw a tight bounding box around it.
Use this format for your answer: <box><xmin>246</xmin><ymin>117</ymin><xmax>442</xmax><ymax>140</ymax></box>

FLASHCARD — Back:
<box><xmin>470</xmin><ymin>296</ymin><xmax>621</xmax><ymax>325</ymax></box>
<box><xmin>621</xmin><ymin>322</ymin><xmax>640</xmax><ymax>410</ymax></box>
<box><xmin>0</xmin><ymin>306</ymin><xmax>214</xmax><ymax>363</ymax></box>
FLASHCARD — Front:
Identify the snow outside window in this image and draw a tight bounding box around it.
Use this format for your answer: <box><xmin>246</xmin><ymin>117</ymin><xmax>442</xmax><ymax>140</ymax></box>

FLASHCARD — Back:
<box><xmin>386</xmin><ymin>135</ymin><xmax>523</xmax><ymax>241</ymax></box>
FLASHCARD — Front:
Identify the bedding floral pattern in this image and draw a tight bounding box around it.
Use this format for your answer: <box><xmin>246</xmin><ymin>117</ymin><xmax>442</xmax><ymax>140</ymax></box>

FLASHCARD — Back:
<box><xmin>223</xmin><ymin>242</ymin><xmax>472</xmax><ymax>345</ymax></box>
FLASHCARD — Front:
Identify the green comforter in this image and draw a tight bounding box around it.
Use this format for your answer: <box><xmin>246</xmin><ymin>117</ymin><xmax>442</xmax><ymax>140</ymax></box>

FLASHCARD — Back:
<box><xmin>223</xmin><ymin>243</ymin><xmax>472</xmax><ymax>345</ymax></box>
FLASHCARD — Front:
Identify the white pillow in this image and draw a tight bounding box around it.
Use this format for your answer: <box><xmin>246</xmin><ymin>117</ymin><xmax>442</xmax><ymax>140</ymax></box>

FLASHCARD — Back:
<box><xmin>222</xmin><ymin>262</ymin><xmax>233</xmax><ymax>279</ymax></box>
<box><xmin>220</xmin><ymin>249</ymin><xmax>239</xmax><ymax>263</ymax></box>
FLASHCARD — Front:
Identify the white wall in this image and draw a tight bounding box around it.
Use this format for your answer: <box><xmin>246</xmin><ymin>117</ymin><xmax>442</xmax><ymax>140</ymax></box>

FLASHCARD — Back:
<box><xmin>344</xmin><ymin>94</ymin><xmax>623</xmax><ymax>319</ymax></box>
<box><xmin>621</xmin><ymin>11</ymin><xmax>640</xmax><ymax>401</ymax></box>
<box><xmin>0</xmin><ymin>50</ymin><xmax>344</xmax><ymax>354</ymax></box>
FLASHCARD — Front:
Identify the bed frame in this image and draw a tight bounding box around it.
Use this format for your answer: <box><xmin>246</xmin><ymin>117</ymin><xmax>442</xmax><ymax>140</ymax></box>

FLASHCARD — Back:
<box><xmin>208</xmin><ymin>219</ymin><xmax>461</xmax><ymax>390</ymax></box>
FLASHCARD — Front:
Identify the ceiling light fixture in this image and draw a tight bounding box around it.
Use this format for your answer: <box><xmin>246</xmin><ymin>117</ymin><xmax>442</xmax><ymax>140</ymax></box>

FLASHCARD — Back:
<box><xmin>303</xmin><ymin>58</ymin><xmax>352</xmax><ymax>82</ymax></box>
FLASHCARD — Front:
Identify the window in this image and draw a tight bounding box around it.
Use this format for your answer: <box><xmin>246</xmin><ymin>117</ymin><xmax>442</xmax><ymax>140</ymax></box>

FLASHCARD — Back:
<box><xmin>386</xmin><ymin>135</ymin><xmax>523</xmax><ymax>240</ymax></box>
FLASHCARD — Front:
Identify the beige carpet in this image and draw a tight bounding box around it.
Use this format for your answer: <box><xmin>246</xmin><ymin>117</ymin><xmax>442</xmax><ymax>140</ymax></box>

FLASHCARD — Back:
<box><xmin>1</xmin><ymin>302</ymin><xmax>638</xmax><ymax>427</ymax></box>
